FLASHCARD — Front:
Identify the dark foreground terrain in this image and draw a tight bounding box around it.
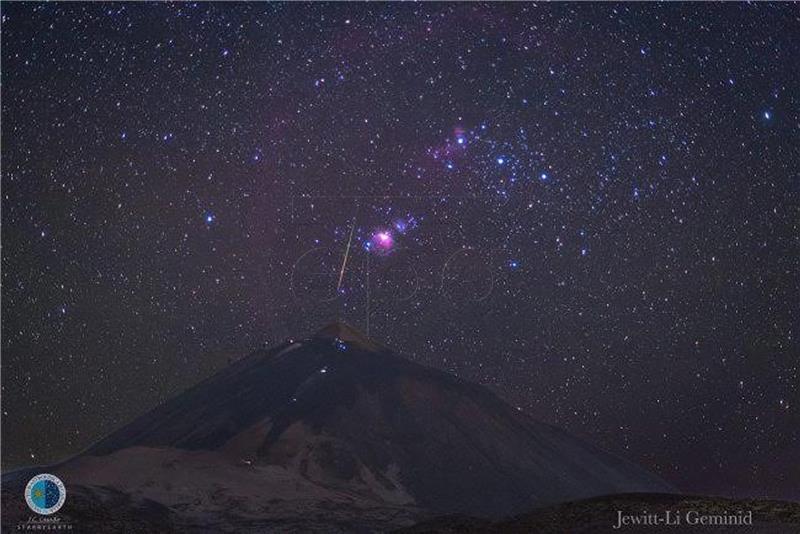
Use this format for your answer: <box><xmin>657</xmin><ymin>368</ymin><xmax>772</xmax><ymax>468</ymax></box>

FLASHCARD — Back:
<box><xmin>2</xmin><ymin>490</ymin><xmax>799</xmax><ymax>533</ymax></box>
<box><xmin>400</xmin><ymin>493</ymin><xmax>800</xmax><ymax>534</ymax></box>
<box><xmin>2</xmin><ymin>324</ymin><xmax>673</xmax><ymax>532</ymax></box>
<box><xmin>3</xmin><ymin>325</ymin><xmax>795</xmax><ymax>533</ymax></box>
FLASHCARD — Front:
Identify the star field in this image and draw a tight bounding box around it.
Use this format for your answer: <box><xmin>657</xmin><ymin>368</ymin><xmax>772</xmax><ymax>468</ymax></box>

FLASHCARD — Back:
<box><xmin>1</xmin><ymin>3</ymin><xmax>798</xmax><ymax>500</ymax></box>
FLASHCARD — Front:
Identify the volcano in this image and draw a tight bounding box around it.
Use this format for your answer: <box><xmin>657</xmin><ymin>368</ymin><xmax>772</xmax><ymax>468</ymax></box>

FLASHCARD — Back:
<box><xmin>2</xmin><ymin>322</ymin><xmax>673</xmax><ymax>532</ymax></box>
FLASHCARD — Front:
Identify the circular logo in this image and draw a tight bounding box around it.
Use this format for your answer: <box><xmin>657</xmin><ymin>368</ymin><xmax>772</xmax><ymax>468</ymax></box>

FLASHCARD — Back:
<box><xmin>24</xmin><ymin>474</ymin><xmax>66</xmax><ymax>515</ymax></box>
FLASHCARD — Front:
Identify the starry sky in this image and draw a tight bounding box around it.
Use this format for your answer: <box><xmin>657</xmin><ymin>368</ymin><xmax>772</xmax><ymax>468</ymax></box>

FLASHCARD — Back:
<box><xmin>2</xmin><ymin>3</ymin><xmax>798</xmax><ymax>500</ymax></box>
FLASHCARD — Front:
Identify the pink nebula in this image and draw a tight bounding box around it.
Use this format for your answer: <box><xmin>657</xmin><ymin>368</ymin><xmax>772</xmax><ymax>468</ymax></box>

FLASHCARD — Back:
<box><xmin>370</xmin><ymin>230</ymin><xmax>394</xmax><ymax>253</ymax></box>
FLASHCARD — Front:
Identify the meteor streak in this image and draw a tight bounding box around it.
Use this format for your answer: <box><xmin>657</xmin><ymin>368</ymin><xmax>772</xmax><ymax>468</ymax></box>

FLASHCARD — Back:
<box><xmin>337</xmin><ymin>215</ymin><xmax>357</xmax><ymax>292</ymax></box>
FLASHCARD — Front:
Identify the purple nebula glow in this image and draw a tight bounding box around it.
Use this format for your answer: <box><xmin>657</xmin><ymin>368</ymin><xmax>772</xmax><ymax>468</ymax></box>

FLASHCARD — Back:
<box><xmin>370</xmin><ymin>230</ymin><xmax>394</xmax><ymax>253</ymax></box>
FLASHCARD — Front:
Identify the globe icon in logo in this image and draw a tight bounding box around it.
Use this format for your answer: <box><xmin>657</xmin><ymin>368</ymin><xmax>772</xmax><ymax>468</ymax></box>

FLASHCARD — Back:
<box><xmin>24</xmin><ymin>474</ymin><xmax>66</xmax><ymax>515</ymax></box>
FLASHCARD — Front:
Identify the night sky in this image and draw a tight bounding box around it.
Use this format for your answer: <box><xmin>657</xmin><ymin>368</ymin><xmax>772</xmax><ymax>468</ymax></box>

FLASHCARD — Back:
<box><xmin>2</xmin><ymin>3</ymin><xmax>798</xmax><ymax>500</ymax></box>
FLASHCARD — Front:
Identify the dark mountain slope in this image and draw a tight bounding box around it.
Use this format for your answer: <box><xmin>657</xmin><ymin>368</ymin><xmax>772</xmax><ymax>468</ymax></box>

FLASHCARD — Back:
<box><xmin>3</xmin><ymin>322</ymin><xmax>674</xmax><ymax>531</ymax></box>
<box><xmin>77</xmin><ymin>322</ymin><xmax>672</xmax><ymax>518</ymax></box>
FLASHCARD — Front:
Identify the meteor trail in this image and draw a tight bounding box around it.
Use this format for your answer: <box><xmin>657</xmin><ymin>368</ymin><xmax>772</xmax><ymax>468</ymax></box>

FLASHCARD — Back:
<box><xmin>337</xmin><ymin>215</ymin><xmax>357</xmax><ymax>292</ymax></box>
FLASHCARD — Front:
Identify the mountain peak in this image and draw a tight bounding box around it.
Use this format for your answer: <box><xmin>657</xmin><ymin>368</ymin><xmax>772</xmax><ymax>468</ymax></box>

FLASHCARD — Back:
<box><xmin>44</xmin><ymin>319</ymin><xmax>674</xmax><ymax>527</ymax></box>
<box><xmin>314</xmin><ymin>321</ymin><xmax>383</xmax><ymax>352</ymax></box>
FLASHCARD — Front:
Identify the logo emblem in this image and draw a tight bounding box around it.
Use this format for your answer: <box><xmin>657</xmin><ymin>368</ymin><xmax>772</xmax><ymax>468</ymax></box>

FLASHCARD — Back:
<box><xmin>24</xmin><ymin>474</ymin><xmax>66</xmax><ymax>515</ymax></box>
